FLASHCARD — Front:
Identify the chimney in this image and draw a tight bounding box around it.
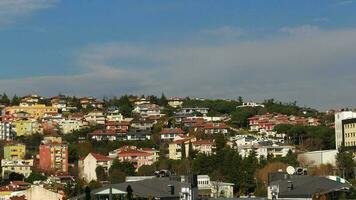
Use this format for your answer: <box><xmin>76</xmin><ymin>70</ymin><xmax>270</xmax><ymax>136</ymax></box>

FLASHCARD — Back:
<box><xmin>168</xmin><ymin>185</ymin><xmax>175</xmax><ymax>195</ymax></box>
<box><xmin>287</xmin><ymin>181</ymin><xmax>293</xmax><ymax>191</ymax></box>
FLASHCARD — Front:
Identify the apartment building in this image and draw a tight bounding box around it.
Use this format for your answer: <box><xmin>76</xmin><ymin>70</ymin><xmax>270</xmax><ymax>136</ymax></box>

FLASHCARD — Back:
<box><xmin>333</xmin><ymin>111</ymin><xmax>356</xmax><ymax>149</ymax></box>
<box><xmin>4</xmin><ymin>143</ymin><xmax>26</xmax><ymax>160</ymax></box>
<box><xmin>1</xmin><ymin>159</ymin><xmax>33</xmax><ymax>179</ymax></box>
<box><xmin>5</xmin><ymin>104</ymin><xmax>58</xmax><ymax>119</ymax></box>
<box><xmin>39</xmin><ymin>142</ymin><xmax>68</xmax><ymax>174</ymax></box>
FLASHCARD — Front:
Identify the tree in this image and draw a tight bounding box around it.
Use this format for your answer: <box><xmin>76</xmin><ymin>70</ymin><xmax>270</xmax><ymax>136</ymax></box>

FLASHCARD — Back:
<box><xmin>181</xmin><ymin>143</ymin><xmax>186</xmax><ymax>159</ymax></box>
<box><xmin>214</xmin><ymin>134</ymin><xmax>226</xmax><ymax>152</ymax></box>
<box><xmin>0</xmin><ymin>93</ymin><xmax>10</xmax><ymax>105</ymax></box>
<box><xmin>109</xmin><ymin>169</ymin><xmax>126</xmax><ymax>184</ymax></box>
<box><xmin>88</xmin><ymin>180</ymin><xmax>102</xmax><ymax>190</ymax></box>
<box><xmin>96</xmin><ymin>166</ymin><xmax>107</xmax><ymax>181</ymax></box>
<box><xmin>25</xmin><ymin>172</ymin><xmax>47</xmax><ymax>183</ymax></box>
<box><xmin>138</xmin><ymin>165</ymin><xmax>156</xmax><ymax>176</ymax></box>
<box><xmin>85</xmin><ymin>186</ymin><xmax>91</xmax><ymax>200</ymax></box>
<box><xmin>8</xmin><ymin>172</ymin><xmax>24</xmax><ymax>181</ymax></box>
<box><xmin>159</xmin><ymin>93</ymin><xmax>168</xmax><ymax>107</ymax></box>
<box><xmin>11</xmin><ymin>95</ymin><xmax>21</xmax><ymax>106</ymax></box>
<box><xmin>336</xmin><ymin>148</ymin><xmax>355</xmax><ymax>179</ymax></box>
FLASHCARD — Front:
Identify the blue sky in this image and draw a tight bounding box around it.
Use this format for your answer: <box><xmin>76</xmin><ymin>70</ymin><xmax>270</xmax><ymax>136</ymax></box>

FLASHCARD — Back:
<box><xmin>0</xmin><ymin>0</ymin><xmax>356</xmax><ymax>109</ymax></box>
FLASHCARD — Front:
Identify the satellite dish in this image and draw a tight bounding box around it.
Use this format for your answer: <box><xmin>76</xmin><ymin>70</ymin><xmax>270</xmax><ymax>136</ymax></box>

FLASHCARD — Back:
<box><xmin>286</xmin><ymin>166</ymin><xmax>296</xmax><ymax>175</ymax></box>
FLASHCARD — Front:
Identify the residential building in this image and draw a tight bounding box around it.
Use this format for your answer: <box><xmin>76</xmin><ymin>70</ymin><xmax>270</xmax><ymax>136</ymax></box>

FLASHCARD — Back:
<box><xmin>1</xmin><ymin>159</ymin><xmax>33</xmax><ymax>179</ymax></box>
<box><xmin>84</xmin><ymin>110</ymin><xmax>105</xmax><ymax>125</ymax></box>
<box><xmin>133</xmin><ymin>98</ymin><xmax>150</xmax><ymax>105</ymax></box>
<box><xmin>4</xmin><ymin>144</ymin><xmax>26</xmax><ymax>160</ymax></box>
<box><xmin>58</xmin><ymin>119</ymin><xmax>84</xmax><ymax>134</ymax></box>
<box><xmin>19</xmin><ymin>95</ymin><xmax>41</xmax><ymax>107</ymax></box>
<box><xmin>130</xmin><ymin>118</ymin><xmax>155</xmax><ymax>130</ymax></box>
<box><xmin>196</xmin><ymin>175</ymin><xmax>234</xmax><ymax>198</ymax></box>
<box><xmin>16</xmin><ymin>185</ymin><xmax>65</xmax><ymax>200</ymax></box>
<box><xmin>12</xmin><ymin>119</ymin><xmax>43</xmax><ymax>136</ymax></box>
<box><xmin>0</xmin><ymin>122</ymin><xmax>15</xmax><ymax>141</ymax></box>
<box><xmin>168</xmin><ymin>97</ymin><xmax>184</xmax><ymax>108</ymax></box>
<box><xmin>81</xmin><ymin>153</ymin><xmax>113</xmax><ymax>182</ymax></box>
<box><xmin>298</xmin><ymin>150</ymin><xmax>338</xmax><ymax>167</ymax></box>
<box><xmin>69</xmin><ymin>178</ymin><xmax>194</xmax><ymax>200</ymax></box>
<box><xmin>133</xmin><ymin>103</ymin><xmax>161</xmax><ymax>118</ymax></box>
<box><xmin>80</xmin><ymin>97</ymin><xmax>103</xmax><ymax>109</ymax></box>
<box><xmin>5</xmin><ymin>105</ymin><xmax>58</xmax><ymax>120</ymax></box>
<box><xmin>169</xmin><ymin>139</ymin><xmax>190</xmax><ymax>160</ymax></box>
<box><xmin>39</xmin><ymin>142</ymin><xmax>68</xmax><ymax>174</ymax></box>
<box><xmin>268</xmin><ymin>173</ymin><xmax>351</xmax><ymax>200</ymax></box>
<box><xmin>237</xmin><ymin>102</ymin><xmax>265</xmax><ymax>108</ymax></box>
<box><xmin>341</xmin><ymin>118</ymin><xmax>356</xmax><ymax>149</ymax></box>
<box><xmin>106</xmin><ymin>106</ymin><xmax>124</xmax><ymax>122</ymax></box>
<box><xmin>192</xmin><ymin>140</ymin><xmax>214</xmax><ymax>155</ymax></box>
<box><xmin>160</xmin><ymin>128</ymin><xmax>185</xmax><ymax>141</ymax></box>
<box><xmin>179</xmin><ymin>107</ymin><xmax>209</xmax><ymax>115</ymax></box>
<box><xmin>203</xmin><ymin>123</ymin><xmax>229</xmax><ymax>135</ymax></box>
<box><xmin>248</xmin><ymin>113</ymin><xmax>320</xmax><ymax>133</ymax></box>
<box><xmin>105</xmin><ymin>121</ymin><xmax>129</xmax><ymax>133</ymax></box>
<box><xmin>238</xmin><ymin>144</ymin><xmax>295</xmax><ymax>159</ymax></box>
<box><xmin>126</xmin><ymin>129</ymin><xmax>151</xmax><ymax>141</ymax></box>
<box><xmin>89</xmin><ymin>130</ymin><xmax>122</xmax><ymax>141</ymax></box>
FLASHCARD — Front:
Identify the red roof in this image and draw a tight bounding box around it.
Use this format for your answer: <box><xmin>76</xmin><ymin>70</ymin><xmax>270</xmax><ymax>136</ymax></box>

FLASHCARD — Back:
<box><xmin>192</xmin><ymin>140</ymin><xmax>213</xmax><ymax>145</ymax></box>
<box><xmin>90</xmin><ymin>130</ymin><xmax>117</xmax><ymax>135</ymax></box>
<box><xmin>204</xmin><ymin>123</ymin><xmax>228</xmax><ymax>129</ymax></box>
<box><xmin>160</xmin><ymin>128</ymin><xmax>184</xmax><ymax>135</ymax></box>
<box><xmin>172</xmin><ymin>139</ymin><xmax>190</xmax><ymax>144</ymax></box>
<box><xmin>10</xmin><ymin>196</ymin><xmax>27</xmax><ymax>200</ymax></box>
<box><xmin>118</xmin><ymin>150</ymin><xmax>152</xmax><ymax>157</ymax></box>
<box><xmin>91</xmin><ymin>153</ymin><xmax>113</xmax><ymax>161</ymax></box>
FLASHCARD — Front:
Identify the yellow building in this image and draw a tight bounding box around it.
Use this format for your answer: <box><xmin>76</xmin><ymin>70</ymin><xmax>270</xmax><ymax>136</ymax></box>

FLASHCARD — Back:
<box><xmin>4</xmin><ymin>143</ymin><xmax>26</xmax><ymax>160</ymax></box>
<box><xmin>6</xmin><ymin>104</ymin><xmax>58</xmax><ymax>119</ymax></box>
<box><xmin>168</xmin><ymin>140</ymin><xmax>190</xmax><ymax>160</ymax></box>
<box><xmin>343</xmin><ymin>118</ymin><xmax>356</xmax><ymax>147</ymax></box>
<box><xmin>13</xmin><ymin>119</ymin><xmax>43</xmax><ymax>136</ymax></box>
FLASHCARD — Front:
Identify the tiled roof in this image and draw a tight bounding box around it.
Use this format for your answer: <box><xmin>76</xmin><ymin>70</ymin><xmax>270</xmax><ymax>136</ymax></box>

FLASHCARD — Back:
<box><xmin>91</xmin><ymin>153</ymin><xmax>113</xmax><ymax>161</ymax></box>
<box><xmin>160</xmin><ymin>128</ymin><xmax>184</xmax><ymax>135</ymax></box>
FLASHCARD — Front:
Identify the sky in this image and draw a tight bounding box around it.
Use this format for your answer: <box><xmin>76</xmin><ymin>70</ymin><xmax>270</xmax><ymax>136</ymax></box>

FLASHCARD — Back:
<box><xmin>0</xmin><ymin>0</ymin><xmax>356</xmax><ymax>110</ymax></box>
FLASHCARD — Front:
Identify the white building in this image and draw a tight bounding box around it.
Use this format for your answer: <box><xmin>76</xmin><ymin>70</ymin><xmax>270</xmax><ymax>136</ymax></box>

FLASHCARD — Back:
<box><xmin>197</xmin><ymin>175</ymin><xmax>234</xmax><ymax>198</ymax></box>
<box><xmin>81</xmin><ymin>153</ymin><xmax>113</xmax><ymax>182</ymax></box>
<box><xmin>168</xmin><ymin>98</ymin><xmax>184</xmax><ymax>108</ymax></box>
<box><xmin>237</xmin><ymin>102</ymin><xmax>265</xmax><ymax>108</ymax></box>
<box><xmin>0</xmin><ymin>122</ymin><xmax>15</xmax><ymax>141</ymax></box>
<box><xmin>238</xmin><ymin>144</ymin><xmax>295</xmax><ymax>159</ymax></box>
<box><xmin>133</xmin><ymin>103</ymin><xmax>161</xmax><ymax>118</ymax></box>
<box><xmin>1</xmin><ymin>159</ymin><xmax>33</xmax><ymax>179</ymax></box>
<box><xmin>335</xmin><ymin>111</ymin><xmax>356</xmax><ymax>149</ymax></box>
<box><xmin>84</xmin><ymin>111</ymin><xmax>106</xmax><ymax>125</ymax></box>
<box><xmin>298</xmin><ymin>149</ymin><xmax>338</xmax><ymax>167</ymax></box>
<box><xmin>58</xmin><ymin>119</ymin><xmax>84</xmax><ymax>134</ymax></box>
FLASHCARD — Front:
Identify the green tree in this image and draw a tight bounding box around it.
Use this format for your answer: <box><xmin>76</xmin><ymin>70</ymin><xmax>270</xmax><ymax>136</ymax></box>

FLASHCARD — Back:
<box><xmin>214</xmin><ymin>134</ymin><xmax>226</xmax><ymax>152</ymax></box>
<box><xmin>336</xmin><ymin>148</ymin><xmax>355</xmax><ymax>179</ymax></box>
<box><xmin>25</xmin><ymin>172</ymin><xmax>47</xmax><ymax>183</ymax></box>
<box><xmin>11</xmin><ymin>95</ymin><xmax>21</xmax><ymax>106</ymax></box>
<box><xmin>96</xmin><ymin>166</ymin><xmax>107</xmax><ymax>181</ymax></box>
<box><xmin>88</xmin><ymin>180</ymin><xmax>102</xmax><ymax>190</ymax></box>
<box><xmin>138</xmin><ymin>165</ymin><xmax>156</xmax><ymax>176</ymax></box>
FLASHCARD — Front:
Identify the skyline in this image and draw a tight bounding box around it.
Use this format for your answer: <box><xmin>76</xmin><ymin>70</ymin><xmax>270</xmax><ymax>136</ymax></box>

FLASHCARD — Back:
<box><xmin>1</xmin><ymin>0</ymin><xmax>356</xmax><ymax>109</ymax></box>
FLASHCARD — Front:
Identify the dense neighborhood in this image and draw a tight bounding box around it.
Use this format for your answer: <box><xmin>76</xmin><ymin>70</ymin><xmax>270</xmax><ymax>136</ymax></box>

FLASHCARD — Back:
<box><xmin>0</xmin><ymin>93</ymin><xmax>353</xmax><ymax>200</ymax></box>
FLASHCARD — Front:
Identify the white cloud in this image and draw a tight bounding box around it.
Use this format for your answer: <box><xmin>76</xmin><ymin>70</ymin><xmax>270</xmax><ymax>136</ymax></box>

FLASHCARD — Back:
<box><xmin>280</xmin><ymin>25</ymin><xmax>320</xmax><ymax>35</ymax></box>
<box><xmin>203</xmin><ymin>26</ymin><xmax>245</xmax><ymax>38</ymax></box>
<box><xmin>0</xmin><ymin>0</ymin><xmax>58</xmax><ymax>26</ymax></box>
<box><xmin>312</xmin><ymin>17</ymin><xmax>330</xmax><ymax>23</ymax></box>
<box><xmin>1</xmin><ymin>27</ymin><xmax>356</xmax><ymax>109</ymax></box>
<box><xmin>335</xmin><ymin>0</ymin><xmax>354</xmax><ymax>6</ymax></box>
